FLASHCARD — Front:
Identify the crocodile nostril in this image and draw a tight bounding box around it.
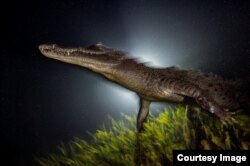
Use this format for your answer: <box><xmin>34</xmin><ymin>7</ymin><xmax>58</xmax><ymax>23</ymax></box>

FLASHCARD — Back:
<box><xmin>38</xmin><ymin>45</ymin><xmax>45</xmax><ymax>51</ymax></box>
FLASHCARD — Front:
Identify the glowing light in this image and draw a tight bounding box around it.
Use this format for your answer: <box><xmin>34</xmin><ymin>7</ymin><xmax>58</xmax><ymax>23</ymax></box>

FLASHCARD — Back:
<box><xmin>128</xmin><ymin>41</ymin><xmax>179</xmax><ymax>68</ymax></box>
<box><xmin>94</xmin><ymin>81</ymin><xmax>138</xmax><ymax>114</ymax></box>
<box><xmin>130</xmin><ymin>49</ymin><xmax>168</xmax><ymax>67</ymax></box>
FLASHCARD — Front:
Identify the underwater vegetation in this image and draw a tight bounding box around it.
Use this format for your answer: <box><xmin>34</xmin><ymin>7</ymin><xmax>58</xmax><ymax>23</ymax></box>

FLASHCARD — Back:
<box><xmin>37</xmin><ymin>106</ymin><xmax>250</xmax><ymax>166</ymax></box>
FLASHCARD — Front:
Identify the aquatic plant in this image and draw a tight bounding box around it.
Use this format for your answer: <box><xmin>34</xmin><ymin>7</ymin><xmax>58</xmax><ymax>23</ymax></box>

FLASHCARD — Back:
<box><xmin>37</xmin><ymin>106</ymin><xmax>250</xmax><ymax>166</ymax></box>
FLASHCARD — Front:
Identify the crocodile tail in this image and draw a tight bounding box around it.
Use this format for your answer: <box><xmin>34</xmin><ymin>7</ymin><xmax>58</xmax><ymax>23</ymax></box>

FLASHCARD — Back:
<box><xmin>188</xmin><ymin>70</ymin><xmax>250</xmax><ymax>110</ymax></box>
<box><xmin>238</xmin><ymin>95</ymin><xmax>250</xmax><ymax>109</ymax></box>
<box><xmin>225</xmin><ymin>77</ymin><xmax>250</xmax><ymax>93</ymax></box>
<box><xmin>225</xmin><ymin>77</ymin><xmax>250</xmax><ymax>109</ymax></box>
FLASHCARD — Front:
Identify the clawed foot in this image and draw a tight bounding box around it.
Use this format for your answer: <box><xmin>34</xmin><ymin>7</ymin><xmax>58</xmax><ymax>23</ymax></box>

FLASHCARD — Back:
<box><xmin>196</xmin><ymin>96</ymin><xmax>239</xmax><ymax>126</ymax></box>
<box><xmin>220</xmin><ymin>111</ymin><xmax>239</xmax><ymax>126</ymax></box>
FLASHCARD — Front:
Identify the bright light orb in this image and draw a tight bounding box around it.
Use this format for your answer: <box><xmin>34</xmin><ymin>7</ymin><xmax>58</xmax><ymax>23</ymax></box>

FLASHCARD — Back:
<box><xmin>94</xmin><ymin>81</ymin><xmax>138</xmax><ymax>114</ymax></box>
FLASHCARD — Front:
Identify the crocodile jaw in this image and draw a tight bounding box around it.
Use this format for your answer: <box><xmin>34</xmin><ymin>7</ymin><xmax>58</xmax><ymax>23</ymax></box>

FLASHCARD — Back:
<box><xmin>39</xmin><ymin>44</ymin><xmax>121</xmax><ymax>74</ymax></box>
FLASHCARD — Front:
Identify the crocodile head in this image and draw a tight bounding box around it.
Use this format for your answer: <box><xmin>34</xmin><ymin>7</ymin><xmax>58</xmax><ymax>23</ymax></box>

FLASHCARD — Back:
<box><xmin>38</xmin><ymin>42</ymin><xmax>125</xmax><ymax>73</ymax></box>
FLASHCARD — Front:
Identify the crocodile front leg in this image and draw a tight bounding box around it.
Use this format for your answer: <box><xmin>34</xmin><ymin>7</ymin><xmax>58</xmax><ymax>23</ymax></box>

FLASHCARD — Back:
<box><xmin>137</xmin><ymin>99</ymin><xmax>151</xmax><ymax>132</ymax></box>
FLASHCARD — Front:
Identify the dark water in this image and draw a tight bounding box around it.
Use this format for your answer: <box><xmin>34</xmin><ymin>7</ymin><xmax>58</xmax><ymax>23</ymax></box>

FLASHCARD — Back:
<box><xmin>1</xmin><ymin>0</ymin><xmax>249</xmax><ymax>165</ymax></box>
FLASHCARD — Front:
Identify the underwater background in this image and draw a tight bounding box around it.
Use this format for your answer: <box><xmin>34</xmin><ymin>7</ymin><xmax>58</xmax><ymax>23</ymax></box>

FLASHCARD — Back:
<box><xmin>1</xmin><ymin>0</ymin><xmax>249</xmax><ymax>165</ymax></box>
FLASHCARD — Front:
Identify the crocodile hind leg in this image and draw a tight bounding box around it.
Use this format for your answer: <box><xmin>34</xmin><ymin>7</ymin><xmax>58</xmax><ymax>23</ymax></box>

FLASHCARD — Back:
<box><xmin>168</xmin><ymin>80</ymin><xmax>229</xmax><ymax>119</ymax></box>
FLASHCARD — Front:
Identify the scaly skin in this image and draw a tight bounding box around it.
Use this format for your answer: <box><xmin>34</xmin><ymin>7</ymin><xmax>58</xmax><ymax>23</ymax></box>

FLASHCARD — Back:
<box><xmin>39</xmin><ymin>43</ymin><xmax>249</xmax><ymax>132</ymax></box>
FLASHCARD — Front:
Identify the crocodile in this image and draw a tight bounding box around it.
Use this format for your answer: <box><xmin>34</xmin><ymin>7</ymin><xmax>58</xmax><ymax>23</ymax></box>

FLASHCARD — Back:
<box><xmin>39</xmin><ymin>43</ymin><xmax>249</xmax><ymax>132</ymax></box>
